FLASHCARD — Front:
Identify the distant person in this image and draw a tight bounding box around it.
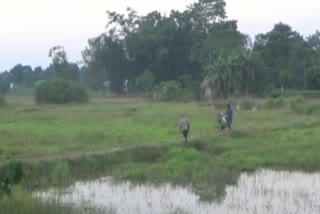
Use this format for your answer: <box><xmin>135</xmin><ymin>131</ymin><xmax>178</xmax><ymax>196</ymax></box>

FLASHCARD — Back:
<box><xmin>226</xmin><ymin>104</ymin><xmax>233</xmax><ymax>131</ymax></box>
<box><xmin>180</xmin><ymin>115</ymin><xmax>190</xmax><ymax>143</ymax></box>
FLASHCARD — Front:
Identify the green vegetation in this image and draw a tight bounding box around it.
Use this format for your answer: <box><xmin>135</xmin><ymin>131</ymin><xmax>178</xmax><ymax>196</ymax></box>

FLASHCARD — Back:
<box><xmin>1</xmin><ymin>1</ymin><xmax>320</xmax><ymax>98</ymax></box>
<box><xmin>262</xmin><ymin>97</ymin><xmax>285</xmax><ymax>110</ymax></box>
<box><xmin>1</xmin><ymin>0</ymin><xmax>320</xmax><ymax>212</ymax></box>
<box><xmin>0</xmin><ymin>186</ymin><xmax>116</xmax><ymax>214</ymax></box>
<box><xmin>0</xmin><ymin>96</ymin><xmax>319</xmax><ymax>176</ymax></box>
<box><xmin>1</xmin><ymin>96</ymin><xmax>320</xmax><ymax>212</ymax></box>
<box><xmin>0</xmin><ymin>94</ymin><xmax>5</xmax><ymax>106</ymax></box>
<box><xmin>153</xmin><ymin>81</ymin><xmax>183</xmax><ymax>102</ymax></box>
<box><xmin>35</xmin><ymin>80</ymin><xmax>88</xmax><ymax>104</ymax></box>
<box><xmin>238</xmin><ymin>97</ymin><xmax>255</xmax><ymax>110</ymax></box>
<box><xmin>0</xmin><ymin>96</ymin><xmax>319</xmax><ymax>167</ymax></box>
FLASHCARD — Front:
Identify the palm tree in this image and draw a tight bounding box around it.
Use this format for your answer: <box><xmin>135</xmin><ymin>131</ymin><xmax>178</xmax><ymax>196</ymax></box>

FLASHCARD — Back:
<box><xmin>205</xmin><ymin>55</ymin><xmax>231</xmax><ymax>98</ymax></box>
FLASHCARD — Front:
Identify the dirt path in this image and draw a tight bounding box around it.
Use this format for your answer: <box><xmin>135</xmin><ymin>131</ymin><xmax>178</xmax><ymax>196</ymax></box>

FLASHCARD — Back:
<box><xmin>0</xmin><ymin>142</ymin><xmax>179</xmax><ymax>167</ymax></box>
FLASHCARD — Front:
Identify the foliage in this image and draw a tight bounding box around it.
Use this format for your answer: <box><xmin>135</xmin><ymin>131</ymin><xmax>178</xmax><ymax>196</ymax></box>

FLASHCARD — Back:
<box><xmin>0</xmin><ymin>161</ymin><xmax>23</xmax><ymax>185</ymax></box>
<box><xmin>263</xmin><ymin>97</ymin><xmax>285</xmax><ymax>110</ymax></box>
<box><xmin>35</xmin><ymin>80</ymin><xmax>88</xmax><ymax>104</ymax></box>
<box><xmin>49</xmin><ymin>46</ymin><xmax>80</xmax><ymax>82</ymax></box>
<box><xmin>0</xmin><ymin>186</ymin><xmax>114</xmax><ymax>214</ymax></box>
<box><xmin>153</xmin><ymin>81</ymin><xmax>183</xmax><ymax>102</ymax></box>
<box><xmin>135</xmin><ymin>70</ymin><xmax>155</xmax><ymax>92</ymax></box>
<box><xmin>290</xmin><ymin>102</ymin><xmax>319</xmax><ymax>115</ymax></box>
<box><xmin>82</xmin><ymin>0</ymin><xmax>231</xmax><ymax>93</ymax></box>
<box><xmin>1</xmin><ymin>97</ymin><xmax>320</xmax><ymax>205</ymax></box>
<box><xmin>304</xmin><ymin>66</ymin><xmax>320</xmax><ymax>89</ymax></box>
<box><xmin>205</xmin><ymin>52</ymin><xmax>263</xmax><ymax>98</ymax></box>
<box><xmin>269</xmin><ymin>89</ymin><xmax>284</xmax><ymax>98</ymax></box>
<box><xmin>307</xmin><ymin>30</ymin><xmax>320</xmax><ymax>50</ymax></box>
<box><xmin>238</xmin><ymin>97</ymin><xmax>255</xmax><ymax>110</ymax></box>
<box><xmin>80</xmin><ymin>1</ymin><xmax>320</xmax><ymax>98</ymax></box>
<box><xmin>0</xmin><ymin>72</ymin><xmax>10</xmax><ymax>94</ymax></box>
<box><xmin>289</xmin><ymin>97</ymin><xmax>319</xmax><ymax>115</ymax></box>
<box><xmin>50</xmin><ymin>162</ymin><xmax>71</xmax><ymax>185</ymax></box>
<box><xmin>253</xmin><ymin>23</ymin><xmax>317</xmax><ymax>89</ymax></box>
<box><xmin>289</xmin><ymin>95</ymin><xmax>305</xmax><ymax>104</ymax></box>
<box><xmin>0</xmin><ymin>161</ymin><xmax>23</xmax><ymax>197</ymax></box>
<box><xmin>0</xmin><ymin>1</ymin><xmax>320</xmax><ymax>99</ymax></box>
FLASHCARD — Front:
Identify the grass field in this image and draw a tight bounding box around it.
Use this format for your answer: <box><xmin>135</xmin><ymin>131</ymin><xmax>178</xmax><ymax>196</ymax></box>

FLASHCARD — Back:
<box><xmin>1</xmin><ymin>95</ymin><xmax>320</xmax><ymax>213</ymax></box>
<box><xmin>0</xmin><ymin>96</ymin><xmax>319</xmax><ymax>162</ymax></box>
<box><xmin>0</xmin><ymin>96</ymin><xmax>216</xmax><ymax>161</ymax></box>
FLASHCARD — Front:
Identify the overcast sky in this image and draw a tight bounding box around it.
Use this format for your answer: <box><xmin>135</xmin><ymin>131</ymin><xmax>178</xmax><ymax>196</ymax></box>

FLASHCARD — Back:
<box><xmin>0</xmin><ymin>0</ymin><xmax>319</xmax><ymax>71</ymax></box>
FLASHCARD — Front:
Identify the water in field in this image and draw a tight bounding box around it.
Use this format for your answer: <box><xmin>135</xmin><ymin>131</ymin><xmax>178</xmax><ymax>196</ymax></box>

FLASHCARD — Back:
<box><xmin>36</xmin><ymin>170</ymin><xmax>320</xmax><ymax>214</ymax></box>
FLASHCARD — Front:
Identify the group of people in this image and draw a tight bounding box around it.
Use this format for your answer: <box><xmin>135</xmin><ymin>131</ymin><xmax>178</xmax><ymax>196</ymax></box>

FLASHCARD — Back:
<box><xmin>179</xmin><ymin>104</ymin><xmax>234</xmax><ymax>143</ymax></box>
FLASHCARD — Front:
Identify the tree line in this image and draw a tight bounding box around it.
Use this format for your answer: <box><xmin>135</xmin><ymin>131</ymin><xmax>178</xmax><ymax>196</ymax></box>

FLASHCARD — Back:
<box><xmin>1</xmin><ymin>0</ymin><xmax>320</xmax><ymax>98</ymax></box>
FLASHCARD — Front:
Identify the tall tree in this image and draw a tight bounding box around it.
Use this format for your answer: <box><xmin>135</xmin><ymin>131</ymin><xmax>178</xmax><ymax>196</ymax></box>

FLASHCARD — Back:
<box><xmin>49</xmin><ymin>46</ymin><xmax>79</xmax><ymax>82</ymax></box>
<box><xmin>253</xmin><ymin>23</ymin><xmax>312</xmax><ymax>88</ymax></box>
<box><xmin>307</xmin><ymin>30</ymin><xmax>320</xmax><ymax>50</ymax></box>
<box><xmin>83</xmin><ymin>34</ymin><xmax>128</xmax><ymax>93</ymax></box>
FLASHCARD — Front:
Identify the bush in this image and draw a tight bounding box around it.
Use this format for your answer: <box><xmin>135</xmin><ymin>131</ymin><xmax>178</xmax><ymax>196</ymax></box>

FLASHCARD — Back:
<box><xmin>153</xmin><ymin>81</ymin><xmax>183</xmax><ymax>102</ymax></box>
<box><xmin>238</xmin><ymin>97</ymin><xmax>255</xmax><ymax>110</ymax></box>
<box><xmin>263</xmin><ymin>98</ymin><xmax>274</xmax><ymax>110</ymax></box>
<box><xmin>289</xmin><ymin>97</ymin><xmax>318</xmax><ymax>115</ymax></box>
<box><xmin>305</xmin><ymin>66</ymin><xmax>320</xmax><ymax>89</ymax></box>
<box><xmin>269</xmin><ymin>90</ymin><xmax>283</xmax><ymax>98</ymax></box>
<box><xmin>274</xmin><ymin>97</ymin><xmax>285</xmax><ymax>108</ymax></box>
<box><xmin>290</xmin><ymin>102</ymin><xmax>319</xmax><ymax>115</ymax></box>
<box><xmin>289</xmin><ymin>95</ymin><xmax>305</xmax><ymax>104</ymax></box>
<box><xmin>0</xmin><ymin>161</ymin><xmax>23</xmax><ymax>197</ymax></box>
<box><xmin>135</xmin><ymin>70</ymin><xmax>155</xmax><ymax>92</ymax></box>
<box><xmin>35</xmin><ymin>80</ymin><xmax>88</xmax><ymax>104</ymax></box>
<box><xmin>263</xmin><ymin>97</ymin><xmax>285</xmax><ymax>110</ymax></box>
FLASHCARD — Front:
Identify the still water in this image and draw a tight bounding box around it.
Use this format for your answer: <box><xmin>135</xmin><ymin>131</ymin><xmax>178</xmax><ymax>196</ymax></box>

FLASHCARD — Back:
<box><xmin>37</xmin><ymin>170</ymin><xmax>320</xmax><ymax>214</ymax></box>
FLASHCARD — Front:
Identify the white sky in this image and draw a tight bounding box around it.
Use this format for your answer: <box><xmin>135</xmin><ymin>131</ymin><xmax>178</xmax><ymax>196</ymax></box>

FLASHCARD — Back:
<box><xmin>0</xmin><ymin>0</ymin><xmax>320</xmax><ymax>71</ymax></box>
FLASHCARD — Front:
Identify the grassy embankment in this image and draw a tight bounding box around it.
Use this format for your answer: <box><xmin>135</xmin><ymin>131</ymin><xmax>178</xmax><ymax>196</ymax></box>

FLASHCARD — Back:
<box><xmin>1</xmin><ymin>95</ymin><xmax>320</xmax><ymax>213</ymax></box>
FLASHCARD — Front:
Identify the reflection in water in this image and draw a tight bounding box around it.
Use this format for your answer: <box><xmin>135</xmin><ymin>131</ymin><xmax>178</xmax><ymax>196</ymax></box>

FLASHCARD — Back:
<box><xmin>36</xmin><ymin>170</ymin><xmax>320</xmax><ymax>214</ymax></box>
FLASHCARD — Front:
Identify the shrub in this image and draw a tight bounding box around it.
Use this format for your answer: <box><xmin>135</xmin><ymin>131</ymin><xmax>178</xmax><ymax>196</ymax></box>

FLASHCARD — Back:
<box><xmin>290</xmin><ymin>97</ymin><xmax>318</xmax><ymax>115</ymax></box>
<box><xmin>289</xmin><ymin>95</ymin><xmax>305</xmax><ymax>105</ymax></box>
<box><xmin>135</xmin><ymin>70</ymin><xmax>155</xmax><ymax>92</ymax></box>
<box><xmin>274</xmin><ymin>97</ymin><xmax>285</xmax><ymax>108</ymax></box>
<box><xmin>305</xmin><ymin>66</ymin><xmax>320</xmax><ymax>89</ymax></box>
<box><xmin>35</xmin><ymin>80</ymin><xmax>88</xmax><ymax>104</ymax></box>
<box><xmin>269</xmin><ymin>90</ymin><xmax>283</xmax><ymax>98</ymax></box>
<box><xmin>238</xmin><ymin>97</ymin><xmax>255</xmax><ymax>110</ymax></box>
<box><xmin>263</xmin><ymin>97</ymin><xmax>285</xmax><ymax>110</ymax></box>
<box><xmin>0</xmin><ymin>161</ymin><xmax>23</xmax><ymax>185</ymax></box>
<box><xmin>263</xmin><ymin>98</ymin><xmax>274</xmax><ymax>110</ymax></box>
<box><xmin>153</xmin><ymin>81</ymin><xmax>183</xmax><ymax>102</ymax></box>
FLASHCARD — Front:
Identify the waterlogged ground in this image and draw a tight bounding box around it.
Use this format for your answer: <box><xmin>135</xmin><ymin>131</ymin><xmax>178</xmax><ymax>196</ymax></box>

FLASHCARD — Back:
<box><xmin>36</xmin><ymin>170</ymin><xmax>320</xmax><ymax>214</ymax></box>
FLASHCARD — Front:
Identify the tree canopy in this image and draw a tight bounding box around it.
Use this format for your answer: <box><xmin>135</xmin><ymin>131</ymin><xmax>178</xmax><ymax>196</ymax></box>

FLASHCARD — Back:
<box><xmin>1</xmin><ymin>0</ymin><xmax>320</xmax><ymax>98</ymax></box>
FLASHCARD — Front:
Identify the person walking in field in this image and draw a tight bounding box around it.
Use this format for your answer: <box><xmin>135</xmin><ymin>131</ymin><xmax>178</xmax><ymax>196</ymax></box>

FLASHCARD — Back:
<box><xmin>180</xmin><ymin>114</ymin><xmax>190</xmax><ymax>143</ymax></box>
<box><xmin>225</xmin><ymin>104</ymin><xmax>233</xmax><ymax>131</ymax></box>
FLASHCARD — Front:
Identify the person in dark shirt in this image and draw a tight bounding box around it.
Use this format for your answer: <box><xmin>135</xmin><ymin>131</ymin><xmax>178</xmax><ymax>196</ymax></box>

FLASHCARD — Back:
<box><xmin>226</xmin><ymin>104</ymin><xmax>233</xmax><ymax>131</ymax></box>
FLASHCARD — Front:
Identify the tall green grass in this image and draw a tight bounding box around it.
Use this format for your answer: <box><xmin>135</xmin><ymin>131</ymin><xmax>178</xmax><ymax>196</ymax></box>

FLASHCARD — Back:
<box><xmin>0</xmin><ymin>186</ymin><xmax>116</xmax><ymax>214</ymax></box>
<box><xmin>1</xmin><ymin>96</ymin><xmax>320</xmax><ymax>213</ymax></box>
